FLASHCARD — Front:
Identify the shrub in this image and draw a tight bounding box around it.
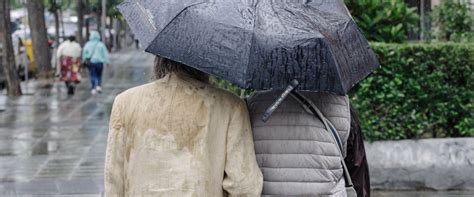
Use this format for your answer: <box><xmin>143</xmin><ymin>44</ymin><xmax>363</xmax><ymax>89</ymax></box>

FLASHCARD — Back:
<box><xmin>345</xmin><ymin>0</ymin><xmax>419</xmax><ymax>43</ymax></box>
<box><xmin>431</xmin><ymin>0</ymin><xmax>474</xmax><ymax>42</ymax></box>
<box><xmin>351</xmin><ymin>43</ymin><xmax>474</xmax><ymax>141</ymax></box>
<box><xmin>210</xmin><ymin>77</ymin><xmax>252</xmax><ymax>97</ymax></box>
<box><xmin>214</xmin><ymin>43</ymin><xmax>473</xmax><ymax>141</ymax></box>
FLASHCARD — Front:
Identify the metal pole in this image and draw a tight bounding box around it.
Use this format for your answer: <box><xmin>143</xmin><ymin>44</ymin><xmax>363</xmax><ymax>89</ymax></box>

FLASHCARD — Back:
<box><xmin>420</xmin><ymin>0</ymin><xmax>426</xmax><ymax>41</ymax></box>
<box><xmin>22</xmin><ymin>0</ymin><xmax>29</xmax><ymax>93</ymax></box>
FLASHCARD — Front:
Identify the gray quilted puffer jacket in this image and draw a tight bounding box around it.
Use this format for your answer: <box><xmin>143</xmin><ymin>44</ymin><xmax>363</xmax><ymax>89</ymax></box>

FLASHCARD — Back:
<box><xmin>248</xmin><ymin>91</ymin><xmax>351</xmax><ymax>196</ymax></box>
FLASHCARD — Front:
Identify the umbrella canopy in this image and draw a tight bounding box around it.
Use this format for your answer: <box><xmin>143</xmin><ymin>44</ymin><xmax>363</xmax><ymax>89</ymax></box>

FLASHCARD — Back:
<box><xmin>118</xmin><ymin>0</ymin><xmax>379</xmax><ymax>95</ymax></box>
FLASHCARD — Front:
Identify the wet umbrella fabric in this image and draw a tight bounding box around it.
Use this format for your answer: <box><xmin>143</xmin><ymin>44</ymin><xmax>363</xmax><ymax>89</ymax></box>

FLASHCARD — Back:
<box><xmin>118</xmin><ymin>0</ymin><xmax>379</xmax><ymax>95</ymax></box>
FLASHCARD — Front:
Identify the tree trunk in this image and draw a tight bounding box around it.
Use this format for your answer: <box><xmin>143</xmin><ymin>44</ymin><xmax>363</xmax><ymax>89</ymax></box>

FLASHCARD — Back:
<box><xmin>26</xmin><ymin>0</ymin><xmax>52</xmax><ymax>79</ymax></box>
<box><xmin>77</xmin><ymin>0</ymin><xmax>84</xmax><ymax>45</ymax></box>
<box><xmin>101</xmin><ymin>0</ymin><xmax>106</xmax><ymax>45</ymax></box>
<box><xmin>60</xmin><ymin>9</ymin><xmax>65</xmax><ymax>39</ymax></box>
<box><xmin>85</xmin><ymin>0</ymin><xmax>90</xmax><ymax>40</ymax></box>
<box><xmin>119</xmin><ymin>20</ymin><xmax>125</xmax><ymax>49</ymax></box>
<box><xmin>96</xmin><ymin>17</ymin><xmax>101</xmax><ymax>39</ymax></box>
<box><xmin>113</xmin><ymin>18</ymin><xmax>121</xmax><ymax>51</ymax></box>
<box><xmin>96</xmin><ymin>8</ymin><xmax>101</xmax><ymax>35</ymax></box>
<box><xmin>85</xmin><ymin>19</ymin><xmax>90</xmax><ymax>40</ymax></box>
<box><xmin>53</xmin><ymin>5</ymin><xmax>60</xmax><ymax>47</ymax></box>
<box><xmin>0</xmin><ymin>0</ymin><xmax>22</xmax><ymax>96</ymax></box>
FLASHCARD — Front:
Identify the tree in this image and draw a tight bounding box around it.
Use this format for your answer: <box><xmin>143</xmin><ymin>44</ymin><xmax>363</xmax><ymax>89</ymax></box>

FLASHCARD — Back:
<box><xmin>26</xmin><ymin>0</ymin><xmax>52</xmax><ymax>79</ymax></box>
<box><xmin>85</xmin><ymin>0</ymin><xmax>90</xmax><ymax>41</ymax></box>
<box><xmin>432</xmin><ymin>0</ymin><xmax>474</xmax><ymax>42</ymax></box>
<box><xmin>107</xmin><ymin>0</ymin><xmax>124</xmax><ymax>51</ymax></box>
<box><xmin>0</xmin><ymin>0</ymin><xmax>22</xmax><ymax>96</ymax></box>
<box><xmin>77</xmin><ymin>0</ymin><xmax>85</xmax><ymax>45</ymax></box>
<box><xmin>88</xmin><ymin>0</ymin><xmax>124</xmax><ymax>49</ymax></box>
<box><xmin>47</xmin><ymin>0</ymin><xmax>61</xmax><ymax>48</ymax></box>
<box><xmin>345</xmin><ymin>0</ymin><xmax>420</xmax><ymax>43</ymax></box>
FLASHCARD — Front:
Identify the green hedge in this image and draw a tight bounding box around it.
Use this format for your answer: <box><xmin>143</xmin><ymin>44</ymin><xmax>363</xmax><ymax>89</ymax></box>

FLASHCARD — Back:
<box><xmin>215</xmin><ymin>43</ymin><xmax>473</xmax><ymax>141</ymax></box>
<box><xmin>352</xmin><ymin>43</ymin><xmax>473</xmax><ymax>141</ymax></box>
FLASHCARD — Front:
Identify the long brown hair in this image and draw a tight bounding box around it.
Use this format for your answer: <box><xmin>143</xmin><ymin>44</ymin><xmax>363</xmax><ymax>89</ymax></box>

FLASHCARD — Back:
<box><xmin>154</xmin><ymin>56</ymin><xmax>209</xmax><ymax>83</ymax></box>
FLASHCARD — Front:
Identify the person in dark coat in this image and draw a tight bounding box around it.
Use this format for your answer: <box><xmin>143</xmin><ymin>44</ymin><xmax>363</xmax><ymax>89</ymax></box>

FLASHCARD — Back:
<box><xmin>345</xmin><ymin>106</ymin><xmax>371</xmax><ymax>197</ymax></box>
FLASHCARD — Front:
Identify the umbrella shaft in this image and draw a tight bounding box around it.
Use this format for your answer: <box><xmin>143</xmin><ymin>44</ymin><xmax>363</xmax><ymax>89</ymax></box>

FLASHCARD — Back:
<box><xmin>261</xmin><ymin>80</ymin><xmax>299</xmax><ymax>122</ymax></box>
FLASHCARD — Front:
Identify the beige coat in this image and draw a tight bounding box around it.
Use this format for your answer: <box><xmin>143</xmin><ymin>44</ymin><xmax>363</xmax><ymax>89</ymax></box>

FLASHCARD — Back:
<box><xmin>105</xmin><ymin>72</ymin><xmax>263</xmax><ymax>197</ymax></box>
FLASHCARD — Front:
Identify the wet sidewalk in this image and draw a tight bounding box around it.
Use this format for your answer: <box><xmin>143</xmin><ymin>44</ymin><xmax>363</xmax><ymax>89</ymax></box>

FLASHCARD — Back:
<box><xmin>0</xmin><ymin>49</ymin><xmax>154</xmax><ymax>196</ymax></box>
<box><xmin>2</xmin><ymin>49</ymin><xmax>473</xmax><ymax>197</ymax></box>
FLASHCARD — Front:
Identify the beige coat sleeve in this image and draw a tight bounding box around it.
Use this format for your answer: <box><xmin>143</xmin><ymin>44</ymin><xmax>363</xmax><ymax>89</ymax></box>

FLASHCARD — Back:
<box><xmin>104</xmin><ymin>96</ymin><xmax>126</xmax><ymax>196</ymax></box>
<box><xmin>223</xmin><ymin>100</ymin><xmax>263</xmax><ymax>197</ymax></box>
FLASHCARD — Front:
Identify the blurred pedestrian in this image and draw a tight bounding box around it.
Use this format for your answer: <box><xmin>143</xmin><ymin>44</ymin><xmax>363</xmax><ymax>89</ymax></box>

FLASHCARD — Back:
<box><xmin>56</xmin><ymin>36</ymin><xmax>82</xmax><ymax>95</ymax></box>
<box><xmin>104</xmin><ymin>56</ymin><xmax>263</xmax><ymax>196</ymax></box>
<box><xmin>82</xmin><ymin>31</ymin><xmax>109</xmax><ymax>95</ymax></box>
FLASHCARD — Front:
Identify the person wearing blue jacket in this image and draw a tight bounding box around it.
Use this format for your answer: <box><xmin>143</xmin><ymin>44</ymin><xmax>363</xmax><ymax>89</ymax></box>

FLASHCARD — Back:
<box><xmin>82</xmin><ymin>31</ymin><xmax>109</xmax><ymax>95</ymax></box>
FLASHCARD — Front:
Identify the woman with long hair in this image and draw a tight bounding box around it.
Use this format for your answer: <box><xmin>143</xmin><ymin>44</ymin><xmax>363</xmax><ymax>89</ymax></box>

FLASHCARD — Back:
<box><xmin>104</xmin><ymin>56</ymin><xmax>263</xmax><ymax>196</ymax></box>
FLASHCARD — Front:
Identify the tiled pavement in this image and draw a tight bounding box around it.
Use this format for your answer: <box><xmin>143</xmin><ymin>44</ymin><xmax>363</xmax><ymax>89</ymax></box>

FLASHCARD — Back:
<box><xmin>2</xmin><ymin>49</ymin><xmax>473</xmax><ymax>197</ymax></box>
<box><xmin>0</xmin><ymin>49</ymin><xmax>154</xmax><ymax>196</ymax></box>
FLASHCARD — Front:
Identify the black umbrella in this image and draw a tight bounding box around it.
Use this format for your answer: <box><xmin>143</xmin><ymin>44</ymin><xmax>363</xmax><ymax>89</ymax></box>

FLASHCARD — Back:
<box><xmin>118</xmin><ymin>0</ymin><xmax>379</xmax><ymax>95</ymax></box>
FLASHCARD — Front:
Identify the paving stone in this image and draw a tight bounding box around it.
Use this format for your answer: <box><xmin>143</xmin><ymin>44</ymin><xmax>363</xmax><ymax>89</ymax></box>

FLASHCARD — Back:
<box><xmin>57</xmin><ymin>179</ymin><xmax>101</xmax><ymax>195</ymax></box>
<box><xmin>0</xmin><ymin>182</ymin><xmax>16</xmax><ymax>195</ymax></box>
<box><xmin>0</xmin><ymin>50</ymin><xmax>154</xmax><ymax>195</ymax></box>
<box><xmin>14</xmin><ymin>180</ymin><xmax>59</xmax><ymax>195</ymax></box>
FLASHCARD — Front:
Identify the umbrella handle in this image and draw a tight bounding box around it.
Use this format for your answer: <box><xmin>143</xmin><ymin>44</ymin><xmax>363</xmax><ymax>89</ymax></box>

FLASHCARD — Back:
<box><xmin>261</xmin><ymin>79</ymin><xmax>300</xmax><ymax>122</ymax></box>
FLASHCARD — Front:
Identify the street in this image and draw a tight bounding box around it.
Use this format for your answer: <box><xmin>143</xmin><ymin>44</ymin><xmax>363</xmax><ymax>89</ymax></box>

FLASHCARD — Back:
<box><xmin>0</xmin><ymin>49</ymin><xmax>154</xmax><ymax>196</ymax></box>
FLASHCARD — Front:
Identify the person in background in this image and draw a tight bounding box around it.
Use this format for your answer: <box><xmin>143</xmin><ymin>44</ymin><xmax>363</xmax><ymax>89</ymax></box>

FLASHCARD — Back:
<box><xmin>56</xmin><ymin>36</ymin><xmax>82</xmax><ymax>95</ymax></box>
<box><xmin>104</xmin><ymin>56</ymin><xmax>263</xmax><ymax>196</ymax></box>
<box><xmin>345</xmin><ymin>106</ymin><xmax>371</xmax><ymax>197</ymax></box>
<box><xmin>248</xmin><ymin>91</ymin><xmax>370</xmax><ymax>196</ymax></box>
<box><xmin>82</xmin><ymin>31</ymin><xmax>109</xmax><ymax>95</ymax></box>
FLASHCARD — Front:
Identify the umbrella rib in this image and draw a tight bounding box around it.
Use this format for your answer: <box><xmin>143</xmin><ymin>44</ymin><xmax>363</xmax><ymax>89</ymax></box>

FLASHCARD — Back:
<box><xmin>135</xmin><ymin>2</ymin><xmax>157</xmax><ymax>30</ymax></box>
<box><xmin>269</xmin><ymin>3</ymin><xmax>290</xmax><ymax>33</ymax></box>
<box><xmin>246</xmin><ymin>0</ymin><xmax>260</xmax><ymax>87</ymax></box>
<box><xmin>152</xmin><ymin>1</ymin><xmax>208</xmax><ymax>44</ymax></box>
